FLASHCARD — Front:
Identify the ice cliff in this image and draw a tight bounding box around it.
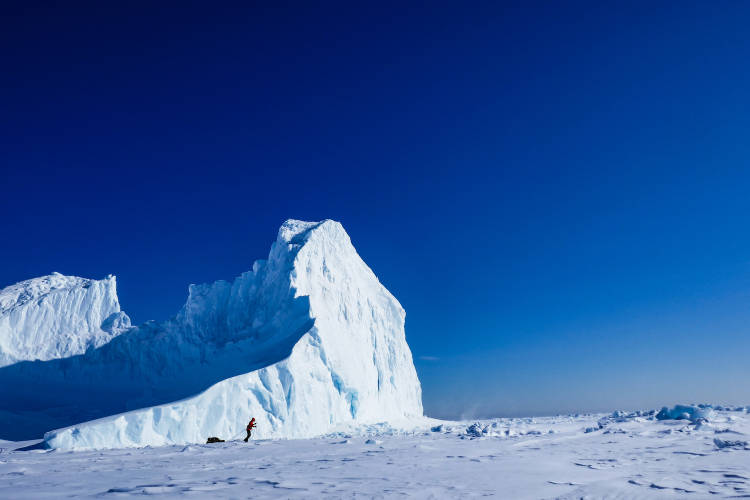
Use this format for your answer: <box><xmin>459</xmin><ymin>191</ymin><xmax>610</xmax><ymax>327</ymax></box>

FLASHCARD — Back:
<box><xmin>0</xmin><ymin>273</ymin><xmax>129</xmax><ymax>368</ymax></box>
<box><xmin>0</xmin><ymin>220</ymin><xmax>422</xmax><ymax>449</ymax></box>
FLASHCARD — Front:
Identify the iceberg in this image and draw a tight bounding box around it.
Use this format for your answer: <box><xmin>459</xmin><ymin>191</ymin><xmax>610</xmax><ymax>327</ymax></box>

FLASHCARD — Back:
<box><xmin>0</xmin><ymin>220</ymin><xmax>423</xmax><ymax>449</ymax></box>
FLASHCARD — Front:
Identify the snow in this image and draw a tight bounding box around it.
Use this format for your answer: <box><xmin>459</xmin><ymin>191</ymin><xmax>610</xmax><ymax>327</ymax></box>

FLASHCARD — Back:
<box><xmin>0</xmin><ymin>272</ymin><xmax>129</xmax><ymax>368</ymax></box>
<box><xmin>2</xmin><ymin>408</ymin><xmax>749</xmax><ymax>498</ymax></box>
<box><xmin>0</xmin><ymin>220</ymin><xmax>422</xmax><ymax>448</ymax></box>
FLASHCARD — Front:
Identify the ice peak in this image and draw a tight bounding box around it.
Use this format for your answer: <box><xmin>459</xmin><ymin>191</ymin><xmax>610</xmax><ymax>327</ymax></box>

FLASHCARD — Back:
<box><xmin>277</xmin><ymin>219</ymin><xmax>349</xmax><ymax>246</ymax></box>
<box><xmin>277</xmin><ymin>219</ymin><xmax>323</xmax><ymax>244</ymax></box>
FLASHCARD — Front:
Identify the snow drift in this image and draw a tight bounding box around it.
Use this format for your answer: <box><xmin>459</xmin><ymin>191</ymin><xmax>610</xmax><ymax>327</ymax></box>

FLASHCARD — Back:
<box><xmin>0</xmin><ymin>220</ymin><xmax>422</xmax><ymax>449</ymax></box>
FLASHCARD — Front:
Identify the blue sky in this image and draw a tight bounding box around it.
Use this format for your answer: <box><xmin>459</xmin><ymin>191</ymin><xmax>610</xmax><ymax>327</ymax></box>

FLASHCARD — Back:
<box><xmin>2</xmin><ymin>2</ymin><xmax>750</xmax><ymax>418</ymax></box>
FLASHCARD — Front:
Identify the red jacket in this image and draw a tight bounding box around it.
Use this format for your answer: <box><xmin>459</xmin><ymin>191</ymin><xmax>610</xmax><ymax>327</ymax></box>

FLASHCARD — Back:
<box><xmin>247</xmin><ymin>420</ymin><xmax>256</xmax><ymax>432</ymax></box>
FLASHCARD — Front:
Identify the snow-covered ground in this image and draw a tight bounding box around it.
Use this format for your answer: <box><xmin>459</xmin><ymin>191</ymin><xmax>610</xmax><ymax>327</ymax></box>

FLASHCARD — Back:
<box><xmin>2</xmin><ymin>408</ymin><xmax>749</xmax><ymax>499</ymax></box>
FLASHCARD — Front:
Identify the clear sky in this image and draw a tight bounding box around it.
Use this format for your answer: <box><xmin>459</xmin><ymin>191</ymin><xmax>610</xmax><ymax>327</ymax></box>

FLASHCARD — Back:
<box><xmin>2</xmin><ymin>2</ymin><xmax>750</xmax><ymax>418</ymax></box>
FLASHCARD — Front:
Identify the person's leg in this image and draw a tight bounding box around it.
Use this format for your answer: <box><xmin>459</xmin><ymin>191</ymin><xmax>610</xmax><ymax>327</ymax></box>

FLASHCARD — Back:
<box><xmin>244</xmin><ymin>431</ymin><xmax>250</xmax><ymax>442</ymax></box>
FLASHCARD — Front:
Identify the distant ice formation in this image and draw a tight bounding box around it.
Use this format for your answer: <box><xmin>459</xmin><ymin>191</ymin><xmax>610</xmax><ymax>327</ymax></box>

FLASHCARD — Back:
<box><xmin>656</xmin><ymin>404</ymin><xmax>715</xmax><ymax>423</ymax></box>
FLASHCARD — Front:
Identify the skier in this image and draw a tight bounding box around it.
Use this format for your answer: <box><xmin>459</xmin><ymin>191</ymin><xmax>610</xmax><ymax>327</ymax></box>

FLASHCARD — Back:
<box><xmin>244</xmin><ymin>418</ymin><xmax>257</xmax><ymax>442</ymax></box>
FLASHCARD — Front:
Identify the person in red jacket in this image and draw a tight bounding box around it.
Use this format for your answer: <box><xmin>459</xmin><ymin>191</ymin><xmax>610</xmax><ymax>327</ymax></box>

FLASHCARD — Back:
<box><xmin>244</xmin><ymin>418</ymin><xmax>257</xmax><ymax>442</ymax></box>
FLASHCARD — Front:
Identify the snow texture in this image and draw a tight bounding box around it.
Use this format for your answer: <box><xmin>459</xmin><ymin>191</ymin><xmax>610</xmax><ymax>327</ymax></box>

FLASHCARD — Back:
<box><xmin>0</xmin><ymin>220</ymin><xmax>422</xmax><ymax>449</ymax></box>
<box><xmin>0</xmin><ymin>273</ymin><xmax>129</xmax><ymax>368</ymax></box>
<box><xmin>2</xmin><ymin>407</ymin><xmax>749</xmax><ymax>499</ymax></box>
